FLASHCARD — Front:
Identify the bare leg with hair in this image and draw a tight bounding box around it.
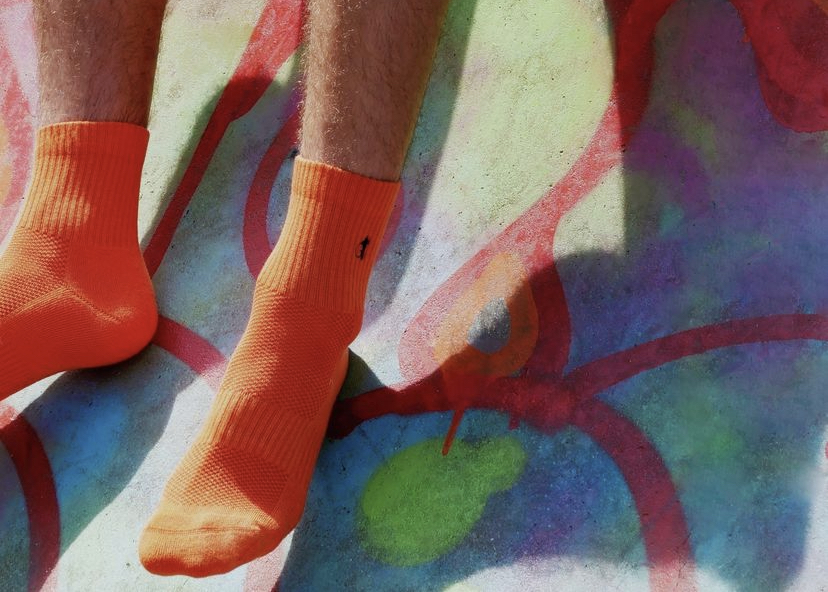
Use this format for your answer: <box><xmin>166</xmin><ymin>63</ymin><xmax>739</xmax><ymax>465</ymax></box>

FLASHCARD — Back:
<box><xmin>302</xmin><ymin>0</ymin><xmax>450</xmax><ymax>180</ymax></box>
<box><xmin>36</xmin><ymin>0</ymin><xmax>165</xmax><ymax>125</ymax></box>
<box><xmin>0</xmin><ymin>1</ymin><xmax>164</xmax><ymax>402</ymax></box>
<box><xmin>140</xmin><ymin>0</ymin><xmax>450</xmax><ymax>577</ymax></box>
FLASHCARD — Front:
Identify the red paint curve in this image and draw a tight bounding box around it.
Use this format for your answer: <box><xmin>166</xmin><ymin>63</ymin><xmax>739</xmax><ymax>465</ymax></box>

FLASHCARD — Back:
<box><xmin>244</xmin><ymin>107</ymin><xmax>300</xmax><ymax>277</ymax></box>
<box><xmin>143</xmin><ymin>0</ymin><xmax>305</xmax><ymax>276</ymax></box>
<box><xmin>151</xmin><ymin>316</ymin><xmax>228</xmax><ymax>391</ymax></box>
<box><xmin>730</xmin><ymin>0</ymin><xmax>828</xmax><ymax>132</ymax></box>
<box><xmin>0</xmin><ymin>404</ymin><xmax>60</xmax><ymax>592</ymax></box>
<box><xmin>332</xmin><ymin>314</ymin><xmax>828</xmax><ymax>437</ymax></box>
<box><xmin>567</xmin><ymin>314</ymin><xmax>828</xmax><ymax>399</ymax></box>
<box><xmin>573</xmin><ymin>400</ymin><xmax>695</xmax><ymax>592</ymax></box>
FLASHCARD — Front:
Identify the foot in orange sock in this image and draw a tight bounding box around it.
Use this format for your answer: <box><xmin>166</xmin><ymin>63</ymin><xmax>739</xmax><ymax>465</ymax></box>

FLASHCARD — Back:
<box><xmin>0</xmin><ymin>122</ymin><xmax>157</xmax><ymax>400</ymax></box>
<box><xmin>139</xmin><ymin>157</ymin><xmax>398</xmax><ymax>576</ymax></box>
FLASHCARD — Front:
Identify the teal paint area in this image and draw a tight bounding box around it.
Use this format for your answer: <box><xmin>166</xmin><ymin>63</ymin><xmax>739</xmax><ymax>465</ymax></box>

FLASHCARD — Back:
<box><xmin>601</xmin><ymin>344</ymin><xmax>828</xmax><ymax>591</ymax></box>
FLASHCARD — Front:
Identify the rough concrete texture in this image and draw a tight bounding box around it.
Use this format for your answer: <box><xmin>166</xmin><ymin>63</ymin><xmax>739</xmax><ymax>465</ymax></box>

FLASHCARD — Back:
<box><xmin>3</xmin><ymin>0</ymin><xmax>828</xmax><ymax>590</ymax></box>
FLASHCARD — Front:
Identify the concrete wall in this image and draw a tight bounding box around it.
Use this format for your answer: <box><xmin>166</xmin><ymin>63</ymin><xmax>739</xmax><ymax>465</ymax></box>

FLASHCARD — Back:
<box><xmin>2</xmin><ymin>0</ymin><xmax>828</xmax><ymax>589</ymax></box>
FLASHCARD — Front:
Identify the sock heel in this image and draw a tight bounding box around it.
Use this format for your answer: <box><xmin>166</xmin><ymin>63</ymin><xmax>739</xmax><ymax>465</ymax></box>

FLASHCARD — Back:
<box><xmin>64</xmin><ymin>243</ymin><xmax>159</xmax><ymax>363</ymax></box>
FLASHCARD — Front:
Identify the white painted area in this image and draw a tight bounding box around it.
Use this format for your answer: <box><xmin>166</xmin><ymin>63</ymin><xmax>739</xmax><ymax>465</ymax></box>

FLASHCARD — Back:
<box><xmin>787</xmin><ymin>430</ymin><xmax>828</xmax><ymax>592</ymax></box>
<box><xmin>442</xmin><ymin>557</ymin><xmax>734</xmax><ymax>592</ymax></box>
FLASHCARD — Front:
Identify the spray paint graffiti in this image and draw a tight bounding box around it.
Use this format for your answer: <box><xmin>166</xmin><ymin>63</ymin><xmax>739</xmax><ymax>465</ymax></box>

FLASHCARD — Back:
<box><xmin>2</xmin><ymin>0</ymin><xmax>828</xmax><ymax>589</ymax></box>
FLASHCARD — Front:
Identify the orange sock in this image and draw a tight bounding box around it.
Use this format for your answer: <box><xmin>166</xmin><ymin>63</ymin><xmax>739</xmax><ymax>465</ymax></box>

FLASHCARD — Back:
<box><xmin>0</xmin><ymin>122</ymin><xmax>157</xmax><ymax>400</ymax></box>
<box><xmin>139</xmin><ymin>157</ymin><xmax>399</xmax><ymax>576</ymax></box>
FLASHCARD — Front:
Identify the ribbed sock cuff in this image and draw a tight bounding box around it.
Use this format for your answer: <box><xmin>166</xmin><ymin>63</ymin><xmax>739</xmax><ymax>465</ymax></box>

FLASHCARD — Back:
<box><xmin>20</xmin><ymin>121</ymin><xmax>149</xmax><ymax>246</ymax></box>
<box><xmin>258</xmin><ymin>156</ymin><xmax>400</xmax><ymax>312</ymax></box>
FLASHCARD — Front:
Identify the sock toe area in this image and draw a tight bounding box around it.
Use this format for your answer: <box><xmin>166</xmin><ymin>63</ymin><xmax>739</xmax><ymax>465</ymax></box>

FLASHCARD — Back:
<box><xmin>139</xmin><ymin>441</ymin><xmax>305</xmax><ymax>576</ymax></box>
<box><xmin>139</xmin><ymin>510</ymin><xmax>284</xmax><ymax>577</ymax></box>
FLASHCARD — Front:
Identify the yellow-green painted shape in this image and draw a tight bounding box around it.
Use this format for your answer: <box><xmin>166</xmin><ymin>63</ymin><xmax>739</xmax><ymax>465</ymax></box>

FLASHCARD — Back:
<box><xmin>359</xmin><ymin>436</ymin><xmax>526</xmax><ymax>566</ymax></box>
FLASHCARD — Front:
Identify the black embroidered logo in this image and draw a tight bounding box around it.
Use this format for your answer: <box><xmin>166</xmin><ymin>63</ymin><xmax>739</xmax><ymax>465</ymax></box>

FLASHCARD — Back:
<box><xmin>356</xmin><ymin>236</ymin><xmax>370</xmax><ymax>260</ymax></box>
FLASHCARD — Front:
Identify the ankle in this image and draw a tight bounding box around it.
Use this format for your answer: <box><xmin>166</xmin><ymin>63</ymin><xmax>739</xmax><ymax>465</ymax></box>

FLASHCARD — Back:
<box><xmin>21</xmin><ymin>122</ymin><xmax>148</xmax><ymax>246</ymax></box>
<box><xmin>257</xmin><ymin>156</ymin><xmax>399</xmax><ymax>312</ymax></box>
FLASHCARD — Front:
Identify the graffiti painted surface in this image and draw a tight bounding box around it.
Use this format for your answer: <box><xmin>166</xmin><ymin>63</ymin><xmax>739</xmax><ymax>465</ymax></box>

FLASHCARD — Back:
<box><xmin>3</xmin><ymin>0</ymin><xmax>828</xmax><ymax>589</ymax></box>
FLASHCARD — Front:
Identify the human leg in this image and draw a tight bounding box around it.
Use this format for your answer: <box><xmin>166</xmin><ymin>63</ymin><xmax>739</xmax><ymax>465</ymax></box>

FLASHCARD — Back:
<box><xmin>301</xmin><ymin>0</ymin><xmax>451</xmax><ymax>181</ymax></box>
<box><xmin>36</xmin><ymin>0</ymin><xmax>165</xmax><ymax>126</ymax></box>
<box><xmin>139</xmin><ymin>0</ymin><xmax>450</xmax><ymax>577</ymax></box>
<box><xmin>0</xmin><ymin>0</ymin><xmax>165</xmax><ymax>401</ymax></box>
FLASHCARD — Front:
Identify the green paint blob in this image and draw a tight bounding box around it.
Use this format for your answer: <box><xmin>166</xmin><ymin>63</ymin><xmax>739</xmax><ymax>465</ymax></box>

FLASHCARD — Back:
<box><xmin>359</xmin><ymin>436</ymin><xmax>526</xmax><ymax>566</ymax></box>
